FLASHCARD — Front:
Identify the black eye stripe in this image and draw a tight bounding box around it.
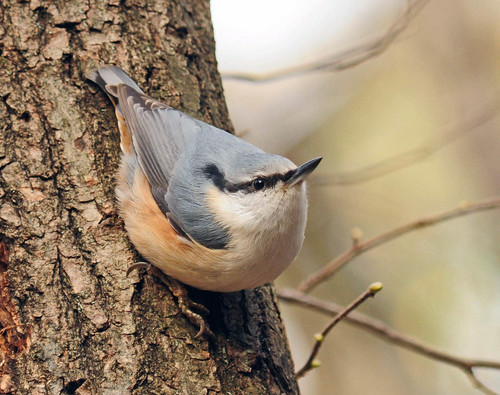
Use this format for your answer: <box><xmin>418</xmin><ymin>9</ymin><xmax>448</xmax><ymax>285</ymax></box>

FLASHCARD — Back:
<box><xmin>203</xmin><ymin>164</ymin><xmax>295</xmax><ymax>193</ymax></box>
<box><xmin>203</xmin><ymin>164</ymin><xmax>226</xmax><ymax>191</ymax></box>
<box><xmin>231</xmin><ymin>173</ymin><xmax>285</xmax><ymax>193</ymax></box>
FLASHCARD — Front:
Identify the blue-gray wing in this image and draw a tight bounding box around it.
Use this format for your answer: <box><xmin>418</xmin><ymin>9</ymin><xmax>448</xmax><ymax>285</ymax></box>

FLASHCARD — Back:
<box><xmin>116</xmin><ymin>85</ymin><xmax>201</xmax><ymax>213</ymax></box>
<box><xmin>89</xmin><ymin>66</ymin><xmax>230</xmax><ymax>247</ymax></box>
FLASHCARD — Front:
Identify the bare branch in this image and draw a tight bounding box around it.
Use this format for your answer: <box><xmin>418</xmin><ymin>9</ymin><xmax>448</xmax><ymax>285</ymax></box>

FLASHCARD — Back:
<box><xmin>279</xmin><ymin>288</ymin><xmax>500</xmax><ymax>394</ymax></box>
<box><xmin>465</xmin><ymin>370</ymin><xmax>499</xmax><ymax>395</ymax></box>
<box><xmin>295</xmin><ymin>283</ymin><xmax>383</xmax><ymax>379</ymax></box>
<box><xmin>297</xmin><ymin>196</ymin><xmax>500</xmax><ymax>293</ymax></box>
<box><xmin>311</xmin><ymin>98</ymin><xmax>499</xmax><ymax>187</ymax></box>
<box><xmin>222</xmin><ymin>0</ymin><xmax>429</xmax><ymax>83</ymax></box>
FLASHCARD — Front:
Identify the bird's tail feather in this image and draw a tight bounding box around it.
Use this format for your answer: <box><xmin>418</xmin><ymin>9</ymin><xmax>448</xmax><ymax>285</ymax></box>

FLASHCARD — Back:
<box><xmin>87</xmin><ymin>66</ymin><xmax>144</xmax><ymax>104</ymax></box>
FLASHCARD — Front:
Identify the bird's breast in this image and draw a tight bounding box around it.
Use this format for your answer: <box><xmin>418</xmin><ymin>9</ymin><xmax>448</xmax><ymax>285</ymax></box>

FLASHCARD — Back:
<box><xmin>117</xmin><ymin>165</ymin><xmax>308</xmax><ymax>292</ymax></box>
<box><xmin>204</xmin><ymin>183</ymin><xmax>308</xmax><ymax>289</ymax></box>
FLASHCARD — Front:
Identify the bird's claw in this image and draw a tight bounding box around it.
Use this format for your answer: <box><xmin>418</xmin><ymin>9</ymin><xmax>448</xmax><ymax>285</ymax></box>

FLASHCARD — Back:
<box><xmin>174</xmin><ymin>288</ymin><xmax>213</xmax><ymax>339</ymax></box>
<box><xmin>127</xmin><ymin>262</ymin><xmax>213</xmax><ymax>338</ymax></box>
<box><xmin>126</xmin><ymin>261</ymin><xmax>151</xmax><ymax>277</ymax></box>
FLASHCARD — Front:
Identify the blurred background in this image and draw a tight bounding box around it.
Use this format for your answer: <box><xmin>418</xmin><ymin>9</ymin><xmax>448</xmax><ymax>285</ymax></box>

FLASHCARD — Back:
<box><xmin>211</xmin><ymin>0</ymin><xmax>500</xmax><ymax>394</ymax></box>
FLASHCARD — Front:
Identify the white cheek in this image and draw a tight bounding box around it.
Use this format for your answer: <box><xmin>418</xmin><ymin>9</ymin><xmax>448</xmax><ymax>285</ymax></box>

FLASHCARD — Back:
<box><xmin>206</xmin><ymin>184</ymin><xmax>307</xmax><ymax>242</ymax></box>
<box><xmin>206</xmin><ymin>188</ymin><xmax>281</xmax><ymax>232</ymax></box>
<box><xmin>206</xmin><ymin>189</ymin><xmax>258</xmax><ymax>230</ymax></box>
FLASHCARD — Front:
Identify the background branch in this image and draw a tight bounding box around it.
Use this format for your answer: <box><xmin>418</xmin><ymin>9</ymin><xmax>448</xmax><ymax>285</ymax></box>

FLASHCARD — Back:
<box><xmin>221</xmin><ymin>0</ymin><xmax>429</xmax><ymax>82</ymax></box>
<box><xmin>279</xmin><ymin>288</ymin><xmax>500</xmax><ymax>395</ymax></box>
<box><xmin>295</xmin><ymin>283</ymin><xmax>383</xmax><ymax>379</ymax></box>
<box><xmin>298</xmin><ymin>196</ymin><xmax>500</xmax><ymax>293</ymax></box>
<box><xmin>311</xmin><ymin>98</ymin><xmax>498</xmax><ymax>187</ymax></box>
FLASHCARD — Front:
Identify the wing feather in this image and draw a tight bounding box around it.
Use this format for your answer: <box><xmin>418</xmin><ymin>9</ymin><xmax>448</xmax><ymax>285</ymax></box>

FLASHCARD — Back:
<box><xmin>89</xmin><ymin>67</ymin><xmax>227</xmax><ymax>246</ymax></box>
<box><xmin>116</xmin><ymin>84</ymin><xmax>205</xmax><ymax>215</ymax></box>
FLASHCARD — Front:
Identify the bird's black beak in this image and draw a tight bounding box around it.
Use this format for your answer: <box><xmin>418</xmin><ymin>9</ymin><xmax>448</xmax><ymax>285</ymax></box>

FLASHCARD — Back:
<box><xmin>285</xmin><ymin>157</ymin><xmax>322</xmax><ymax>187</ymax></box>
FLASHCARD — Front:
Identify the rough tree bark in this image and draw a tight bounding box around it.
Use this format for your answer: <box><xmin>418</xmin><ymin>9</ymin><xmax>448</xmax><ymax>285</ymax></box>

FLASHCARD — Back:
<box><xmin>0</xmin><ymin>1</ymin><xmax>299</xmax><ymax>393</ymax></box>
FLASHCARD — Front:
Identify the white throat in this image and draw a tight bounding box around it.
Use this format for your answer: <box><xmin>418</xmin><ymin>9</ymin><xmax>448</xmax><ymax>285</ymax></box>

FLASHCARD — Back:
<box><xmin>205</xmin><ymin>182</ymin><xmax>308</xmax><ymax>290</ymax></box>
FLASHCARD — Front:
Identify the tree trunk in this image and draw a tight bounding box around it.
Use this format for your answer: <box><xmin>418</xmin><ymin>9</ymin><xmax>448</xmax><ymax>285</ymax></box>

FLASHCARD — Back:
<box><xmin>0</xmin><ymin>1</ymin><xmax>299</xmax><ymax>393</ymax></box>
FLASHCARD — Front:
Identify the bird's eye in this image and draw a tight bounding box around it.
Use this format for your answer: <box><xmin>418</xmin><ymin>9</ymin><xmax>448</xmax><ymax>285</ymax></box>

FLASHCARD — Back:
<box><xmin>252</xmin><ymin>178</ymin><xmax>265</xmax><ymax>191</ymax></box>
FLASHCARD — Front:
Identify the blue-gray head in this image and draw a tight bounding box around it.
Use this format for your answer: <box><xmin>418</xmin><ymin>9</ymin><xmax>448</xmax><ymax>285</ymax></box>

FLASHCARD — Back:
<box><xmin>166</xmin><ymin>124</ymin><xmax>321</xmax><ymax>254</ymax></box>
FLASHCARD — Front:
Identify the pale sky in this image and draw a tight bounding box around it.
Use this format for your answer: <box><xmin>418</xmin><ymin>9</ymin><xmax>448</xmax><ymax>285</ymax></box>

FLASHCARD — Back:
<box><xmin>211</xmin><ymin>0</ymin><xmax>402</xmax><ymax>73</ymax></box>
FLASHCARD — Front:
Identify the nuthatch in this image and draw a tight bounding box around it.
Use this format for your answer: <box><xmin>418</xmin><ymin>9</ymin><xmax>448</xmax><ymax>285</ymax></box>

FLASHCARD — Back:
<box><xmin>88</xmin><ymin>66</ymin><xmax>321</xmax><ymax>335</ymax></box>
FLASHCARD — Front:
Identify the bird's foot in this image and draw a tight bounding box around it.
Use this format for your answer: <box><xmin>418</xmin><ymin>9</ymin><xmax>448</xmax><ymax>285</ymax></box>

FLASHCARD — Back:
<box><xmin>126</xmin><ymin>262</ymin><xmax>213</xmax><ymax>339</ymax></box>
<box><xmin>126</xmin><ymin>261</ymin><xmax>151</xmax><ymax>277</ymax></box>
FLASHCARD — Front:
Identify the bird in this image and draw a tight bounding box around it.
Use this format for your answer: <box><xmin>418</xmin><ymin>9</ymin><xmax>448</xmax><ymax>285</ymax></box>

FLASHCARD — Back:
<box><xmin>87</xmin><ymin>66</ymin><xmax>321</xmax><ymax>337</ymax></box>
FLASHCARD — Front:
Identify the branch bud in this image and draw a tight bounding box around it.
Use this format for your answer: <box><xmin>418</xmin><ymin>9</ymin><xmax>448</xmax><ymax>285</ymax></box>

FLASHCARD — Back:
<box><xmin>311</xmin><ymin>359</ymin><xmax>321</xmax><ymax>368</ymax></box>
<box><xmin>351</xmin><ymin>227</ymin><xmax>363</xmax><ymax>243</ymax></box>
<box><xmin>369</xmin><ymin>282</ymin><xmax>383</xmax><ymax>294</ymax></box>
<box><xmin>314</xmin><ymin>333</ymin><xmax>324</xmax><ymax>342</ymax></box>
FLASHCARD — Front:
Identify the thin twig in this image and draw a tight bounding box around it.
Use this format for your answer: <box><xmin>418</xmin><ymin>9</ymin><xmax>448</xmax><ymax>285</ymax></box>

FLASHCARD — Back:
<box><xmin>222</xmin><ymin>0</ymin><xmax>428</xmax><ymax>83</ymax></box>
<box><xmin>295</xmin><ymin>282</ymin><xmax>383</xmax><ymax>379</ymax></box>
<box><xmin>279</xmin><ymin>288</ymin><xmax>500</xmax><ymax>394</ymax></box>
<box><xmin>297</xmin><ymin>196</ymin><xmax>500</xmax><ymax>293</ymax></box>
<box><xmin>311</xmin><ymin>98</ymin><xmax>499</xmax><ymax>187</ymax></box>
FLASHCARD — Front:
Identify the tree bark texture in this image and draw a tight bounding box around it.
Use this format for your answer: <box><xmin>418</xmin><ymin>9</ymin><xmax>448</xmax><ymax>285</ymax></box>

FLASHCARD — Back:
<box><xmin>0</xmin><ymin>1</ymin><xmax>299</xmax><ymax>393</ymax></box>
